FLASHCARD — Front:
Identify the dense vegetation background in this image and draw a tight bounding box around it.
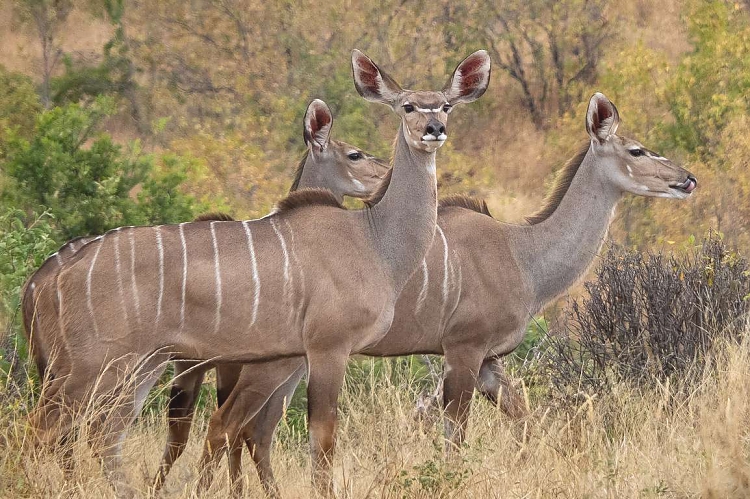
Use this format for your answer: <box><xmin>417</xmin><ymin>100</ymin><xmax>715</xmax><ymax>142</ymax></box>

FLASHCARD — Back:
<box><xmin>2</xmin><ymin>1</ymin><xmax>750</xmax><ymax>496</ymax></box>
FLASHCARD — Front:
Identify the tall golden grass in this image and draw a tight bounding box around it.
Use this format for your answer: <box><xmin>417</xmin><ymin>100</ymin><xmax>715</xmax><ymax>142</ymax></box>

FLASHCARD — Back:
<box><xmin>2</xmin><ymin>334</ymin><xmax>749</xmax><ymax>498</ymax></box>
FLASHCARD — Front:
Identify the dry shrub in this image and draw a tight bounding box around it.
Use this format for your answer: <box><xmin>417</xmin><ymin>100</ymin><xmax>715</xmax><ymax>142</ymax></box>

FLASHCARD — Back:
<box><xmin>545</xmin><ymin>232</ymin><xmax>750</xmax><ymax>399</ymax></box>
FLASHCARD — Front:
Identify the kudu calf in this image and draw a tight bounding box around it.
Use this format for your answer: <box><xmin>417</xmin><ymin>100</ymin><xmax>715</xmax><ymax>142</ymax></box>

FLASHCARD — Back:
<box><xmin>28</xmin><ymin>50</ymin><xmax>491</xmax><ymax>496</ymax></box>
<box><xmin>179</xmin><ymin>92</ymin><xmax>697</xmax><ymax>497</ymax></box>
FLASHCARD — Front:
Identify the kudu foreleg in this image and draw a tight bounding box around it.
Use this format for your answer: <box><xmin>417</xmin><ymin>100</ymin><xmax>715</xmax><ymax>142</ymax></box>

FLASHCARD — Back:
<box><xmin>476</xmin><ymin>357</ymin><xmax>528</xmax><ymax>419</ymax></box>
<box><xmin>152</xmin><ymin>362</ymin><xmax>210</xmax><ymax>491</ymax></box>
<box><xmin>442</xmin><ymin>349</ymin><xmax>484</xmax><ymax>451</ymax></box>
<box><xmin>307</xmin><ymin>352</ymin><xmax>347</xmax><ymax>497</ymax></box>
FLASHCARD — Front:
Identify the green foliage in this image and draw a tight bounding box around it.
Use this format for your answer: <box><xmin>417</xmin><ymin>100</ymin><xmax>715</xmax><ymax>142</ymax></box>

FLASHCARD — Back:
<box><xmin>394</xmin><ymin>445</ymin><xmax>473</xmax><ymax>498</ymax></box>
<box><xmin>0</xmin><ymin>209</ymin><xmax>58</xmax><ymax>379</ymax></box>
<box><xmin>665</xmin><ymin>0</ymin><xmax>750</xmax><ymax>159</ymax></box>
<box><xmin>2</xmin><ymin>98</ymin><xmax>198</xmax><ymax>239</ymax></box>
<box><xmin>0</xmin><ymin>66</ymin><xmax>42</xmax><ymax>145</ymax></box>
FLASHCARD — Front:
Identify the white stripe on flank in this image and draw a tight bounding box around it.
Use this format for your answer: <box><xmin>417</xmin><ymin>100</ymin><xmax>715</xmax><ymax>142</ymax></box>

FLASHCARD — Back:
<box><xmin>270</xmin><ymin>218</ymin><xmax>291</xmax><ymax>306</ymax></box>
<box><xmin>242</xmin><ymin>221</ymin><xmax>260</xmax><ymax>326</ymax></box>
<box><xmin>210</xmin><ymin>222</ymin><xmax>222</xmax><ymax>334</ymax></box>
<box><xmin>179</xmin><ymin>223</ymin><xmax>188</xmax><ymax>332</ymax></box>
<box><xmin>113</xmin><ymin>231</ymin><xmax>130</xmax><ymax>326</ymax></box>
<box><xmin>154</xmin><ymin>226</ymin><xmax>165</xmax><ymax>327</ymax></box>
<box><xmin>86</xmin><ymin>239</ymin><xmax>104</xmax><ymax>337</ymax></box>
<box><xmin>129</xmin><ymin>230</ymin><xmax>141</xmax><ymax>325</ymax></box>
<box><xmin>54</xmin><ymin>252</ymin><xmax>62</xmax><ymax>266</ymax></box>
<box><xmin>284</xmin><ymin>219</ymin><xmax>303</xmax><ymax>325</ymax></box>
<box><xmin>437</xmin><ymin>226</ymin><xmax>449</xmax><ymax>320</ymax></box>
<box><xmin>416</xmin><ymin>258</ymin><xmax>429</xmax><ymax>313</ymax></box>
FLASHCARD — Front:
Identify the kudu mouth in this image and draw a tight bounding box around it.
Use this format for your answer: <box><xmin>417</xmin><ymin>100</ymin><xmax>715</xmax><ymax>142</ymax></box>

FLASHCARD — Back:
<box><xmin>670</xmin><ymin>175</ymin><xmax>697</xmax><ymax>195</ymax></box>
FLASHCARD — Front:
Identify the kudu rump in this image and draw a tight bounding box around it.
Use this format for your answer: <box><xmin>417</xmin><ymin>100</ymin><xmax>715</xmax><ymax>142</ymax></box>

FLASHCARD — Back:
<box><xmin>28</xmin><ymin>50</ymin><xmax>491</xmax><ymax>495</ymax></box>
<box><xmin>169</xmin><ymin>92</ymin><xmax>697</xmax><ymax>496</ymax></box>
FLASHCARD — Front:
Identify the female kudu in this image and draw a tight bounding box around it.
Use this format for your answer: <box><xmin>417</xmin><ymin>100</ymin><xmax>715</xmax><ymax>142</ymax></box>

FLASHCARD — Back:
<box><xmin>180</xmin><ymin>92</ymin><xmax>697</xmax><ymax>497</ymax></box>
<box><xmin>21</xmin><ymin>98</ymin><xmax>388</xmax><ymax>479</ymax></box>
<box><xmin>28</xmin><ymin>49</ymin><xmax>491</xmax><ymax>496</ymax></box>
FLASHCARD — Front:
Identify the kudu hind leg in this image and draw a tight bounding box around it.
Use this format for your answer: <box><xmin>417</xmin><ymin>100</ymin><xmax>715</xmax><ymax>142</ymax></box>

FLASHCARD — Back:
<box><xmin>152</xmin><ymin>362</ymin><xmax>208</xmax><ymax>491</ymax></box>
<box><xmin>88</xmin><ymin>355</ymin><xmax>168</xmax><ymax>498</ymax></box>
<box><xmin>476</xmin><ymin>357</ymin><xmax>528</xmax><ymax>419</ymax></box>
<box><xmin>197</xmin><ymin>358</ymin><xmax>303</xmax><ymax>494</ymax></box>
<box><xmin>242</xmin><ymin>361</ymin><xmax>306</xmax><ymax>498</ymax></box>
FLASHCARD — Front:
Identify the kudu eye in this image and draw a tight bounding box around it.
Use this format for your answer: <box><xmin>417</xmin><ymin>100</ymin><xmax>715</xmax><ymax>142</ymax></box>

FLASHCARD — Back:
<box><xmin>403</xmin><ymin>104</ymin><xmax>415</xmax><ymax>113</ymax></box>
<box><xmin>442</xmin><ymin>103</ymin><xmax>452</xmax><ymax>112</ymax></box>
<box><xmin>347</xmin><ymin>152</ymin><xmax>363</xmax><ymax>160</ymax></box>
<box><xmin>629</xmin><ymin>148</ymin><xmax>644</xmax><ymax>157</ymax></box>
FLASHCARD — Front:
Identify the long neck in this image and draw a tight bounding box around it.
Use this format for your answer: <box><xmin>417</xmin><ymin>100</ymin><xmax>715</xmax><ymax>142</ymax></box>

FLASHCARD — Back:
<box><xmin>294</xmin><ymin>154</ymin><xmax>344</xmax><ymax>203</ymax></box>
<box><xmin>512</xmin><ymin>147</ymin><xmax>623</xmax><ymax>307</ymax></box>
<box><xmin>368</xmin><ymin>123</ymin><xmax>438</xmax><ymax>292</ymax></box>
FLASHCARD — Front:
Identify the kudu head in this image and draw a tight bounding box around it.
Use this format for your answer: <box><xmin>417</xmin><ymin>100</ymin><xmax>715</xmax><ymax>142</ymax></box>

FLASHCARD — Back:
<box><xmin>351</xmin><ymin>49</ymin><xmax>491</xmax><ymax>154</ymax></box>
<box><xmin>586</xmin><ymin>92</ymin><xmax>697</xmax><ymax>199</ymax></box>
<box><xmin>300</xmin><ymin>99</ymin><xmax>390</xmax><ymax>200</ymax></box>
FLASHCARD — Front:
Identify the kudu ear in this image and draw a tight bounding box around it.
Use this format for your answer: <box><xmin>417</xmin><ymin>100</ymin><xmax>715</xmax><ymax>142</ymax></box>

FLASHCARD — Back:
<box><xmin>443</xmin><ymin>50</ymin><xmax>491</xmax><ymax>105</ymax></box>
<box><xmin>303</xmin><ymin>99</ymin><xmax>333</xmax><ymax>152</ymax></box>
<box><xmin>586</xmin><ymin>92</ymin><xmax>620</xmax><ymax>144</ymax></box>
<box><xmin>351</xmin><ymin>49</ymin><xmax>403</xmax><ymax>106</ymax></box>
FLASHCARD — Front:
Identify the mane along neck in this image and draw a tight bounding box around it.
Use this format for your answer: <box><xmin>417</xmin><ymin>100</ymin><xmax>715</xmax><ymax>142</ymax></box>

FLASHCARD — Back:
<box><xmin>525</xmin><ymin>144</ymin><xmax>589</xmax><ymax>225</ymax></box>
<box><xmin>288</xmin><ymin>150</ymin><xmax>310</xmax><ymax>193</ymax></box>
<box><xmin>512</xmin><ymin>144</ymin><xmax>624</xmax><ymax>308</ymax></box>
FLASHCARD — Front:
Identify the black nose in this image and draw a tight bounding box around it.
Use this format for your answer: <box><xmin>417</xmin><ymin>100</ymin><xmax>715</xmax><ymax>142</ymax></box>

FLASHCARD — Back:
<box><xmin>425</xmin><ymin>119</ymin><xmax>446</xmax><ymax>138</ymax></box>
<box><xmin>688</xmin><ymin>174</ymin><xmax>697</xmax><ymax>186</ymax></box>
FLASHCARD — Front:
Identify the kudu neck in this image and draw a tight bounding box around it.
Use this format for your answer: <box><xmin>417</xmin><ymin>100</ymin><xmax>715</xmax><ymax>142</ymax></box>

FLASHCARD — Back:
<box><xmin>296</xmin><ymin>156</ymin><xmax>345</xmax><ymax>203</ymax></box>
<box><xmin>368</xmin><ymin>123</ymin><xmax>438</xmax><ymax>292</ymax></box>
<box><xmin>515</xmin><ymin>147</ymin><xmax>623</xmax><ymax>307</ymax></box>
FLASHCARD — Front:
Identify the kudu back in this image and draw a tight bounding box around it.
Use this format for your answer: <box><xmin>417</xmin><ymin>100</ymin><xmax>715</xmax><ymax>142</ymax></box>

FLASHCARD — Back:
<box><xmin>182</xmin><ymin>92</ymin><xmax>697</xmax><ymax>497</ymax></box>
<box><xmin>28</xmin><ymin>51</ymin><xmax>491</xmax><ymax>497</ymax></box>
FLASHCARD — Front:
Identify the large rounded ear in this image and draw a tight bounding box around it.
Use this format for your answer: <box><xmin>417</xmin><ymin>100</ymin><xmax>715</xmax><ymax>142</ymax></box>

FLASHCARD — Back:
<box><xmin>586</xmin><ymin>92</ymin><xmax>620</xmax><ymax>144</ymax></box>
<box><xmin>443</xmin><ymin>50</ymin><xmax>491</xmax><ymax>105</ymax></box>
<box><xmin>303</xmin><ymin>99</ymin><xmax>333</xmax><ymax>152</ymax></box>
<box><xmin>351</xmin><ymin>49</ymin><xmax>403</xmax><ymax>106</ymax></box>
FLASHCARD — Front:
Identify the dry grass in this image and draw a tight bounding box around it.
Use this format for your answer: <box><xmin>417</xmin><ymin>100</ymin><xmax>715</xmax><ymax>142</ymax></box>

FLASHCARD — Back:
<box><xmin>2</xmin><ymin>336</ymin><xmax>750</xmax><ymax>498</ymax></box>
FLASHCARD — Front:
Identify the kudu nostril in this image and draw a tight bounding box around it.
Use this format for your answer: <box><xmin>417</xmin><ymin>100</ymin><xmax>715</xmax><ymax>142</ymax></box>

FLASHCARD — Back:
<box><xmin>425</xmin><ymin>120</ymin><xmax>446</xmax><ymax>138</ymax></box>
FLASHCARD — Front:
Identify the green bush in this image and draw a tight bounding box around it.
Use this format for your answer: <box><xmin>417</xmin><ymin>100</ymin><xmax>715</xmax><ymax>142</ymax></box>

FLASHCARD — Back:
<box><xmin>2</xmin><ymin>97</ymin><xmax>199</xmax><ymax>239</ymax></box>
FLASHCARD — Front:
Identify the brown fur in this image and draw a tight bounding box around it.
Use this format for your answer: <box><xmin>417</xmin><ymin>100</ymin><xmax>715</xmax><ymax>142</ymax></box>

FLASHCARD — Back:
<box><xmin>525</xmin><ymin>144</ymin><xmax>589</xmax><ymax>225</ymax></box>
<box><xmin>193</xmin><ymin>213</ymin><xmax>235</xmax><ymax>222</ymax></box>
<box><xmin>288</xmin><ymin>150</ymin><xmax>310</xmax><ymax>193</ymax></box>
<box><xmin>439</xmin><ymin>195</ymin><xmax>492</xmax><ymax>217</ymax></box>
<box><xmin>274</xmin><ymin>188</ymin><xmax>344</xmax><ymax>213</ymax></box>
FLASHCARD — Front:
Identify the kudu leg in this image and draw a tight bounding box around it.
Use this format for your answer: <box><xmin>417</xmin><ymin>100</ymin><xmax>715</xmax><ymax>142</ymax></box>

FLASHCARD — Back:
<box><xmin>442</xmin><ymin>350</ymin><xmax>484</xmax><ymax>451</ymax></box>
<box><xmin>196</xmin><ymin>358</ymin><xmax>304</xmax><ymax>494</ymax></box>
<box><xmin>89</xmin><ymin>355</ymin><xmax>168</xmax><ymax>498</ymax></box>
<box><xmin>306</xmin><ymin>353</ymin><xmax>348</xmax><ymax>497</ymax></box>
<box><xmin>152</xmin><ymin>362</ymin><xmax>209</xmax><ymax>491</ymax></box>
<box><xmin>243</xmin><ymin>361</ymin><xmax>306</xmax><ymax>498</ymax></box>
<box><xmin>476</xmin><ymin>357</ymin><xmax>528</xmax><ymax>419</ymax></box>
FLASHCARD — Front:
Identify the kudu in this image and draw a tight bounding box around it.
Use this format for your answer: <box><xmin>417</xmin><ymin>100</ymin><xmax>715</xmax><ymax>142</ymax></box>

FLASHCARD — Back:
<box><xmin>21</xmin><ymin>99</ymin><xmax>388</xmax><ymax>385</ymax></box>
<box><xmin>176</xmin><ymin>92</ymin><xmax>697</xmax><ymax>497</ymax></box>
<box><xmin>28</xmin><ymin>49</ymin><xmax>491</xmax><ymax>496</ymax></box>
<box><xmin>21</xmin><ymin>98</ymin><xmax>389</xmax><ymax>482</ymax></box>
<box><xmin>149</xmin><ymin>99</ymin><xmax>389</xmax><ymax>489</ymax></box>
